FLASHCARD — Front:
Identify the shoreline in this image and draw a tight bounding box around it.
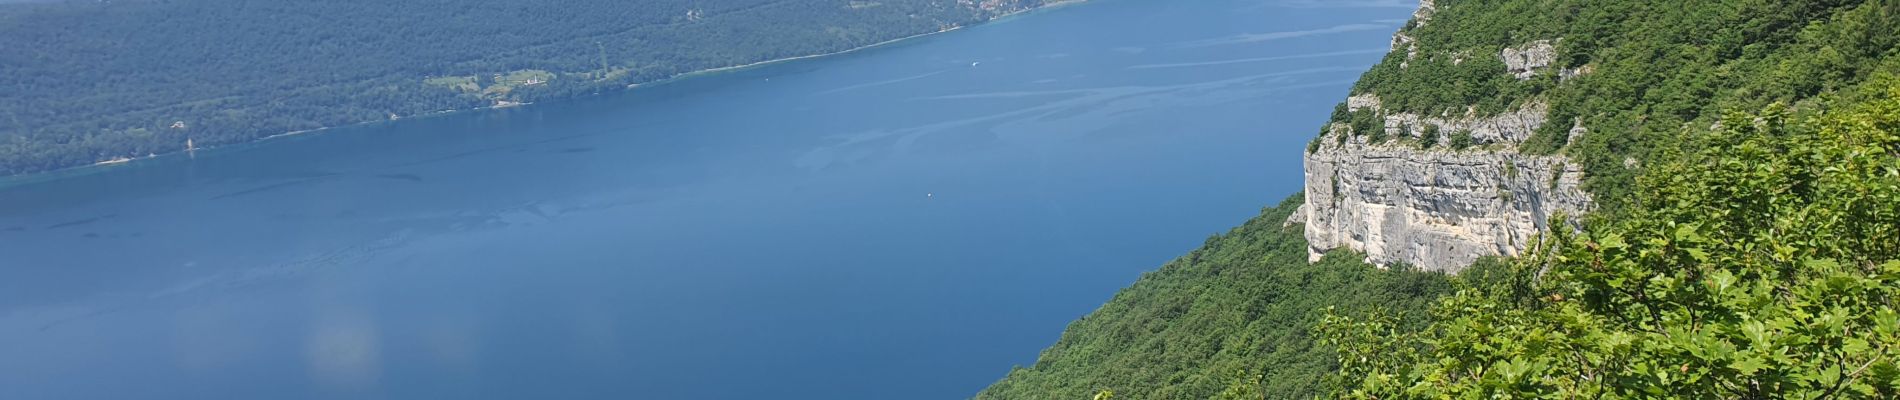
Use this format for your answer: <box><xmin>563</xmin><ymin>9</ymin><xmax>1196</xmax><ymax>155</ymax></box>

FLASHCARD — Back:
<box><xmin>630</xmin><ymin>0</ymin><xmax>1090</xmax><ymax>87</ymax></box>
<box><xmin>628</xmin><ymin>26</ymin><xmax>966</xmax><ymax>90</ymax></box>
<box><xmin>4</xmin><ymin>0</ymin><xmax>1089</xmax><ymax>186</ymax></box>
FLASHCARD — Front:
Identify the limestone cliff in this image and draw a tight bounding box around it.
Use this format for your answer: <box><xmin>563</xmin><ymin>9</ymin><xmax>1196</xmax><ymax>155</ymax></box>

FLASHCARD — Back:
<box><xmin>1296</xmin><ymin>118</ymin><xmax>1591</xmax><ymax>271</ymax></box>
<box><xmin>1294</xmin><ymin>1</ymin><xmax>1594</xmax><ymax>272</ymax></box>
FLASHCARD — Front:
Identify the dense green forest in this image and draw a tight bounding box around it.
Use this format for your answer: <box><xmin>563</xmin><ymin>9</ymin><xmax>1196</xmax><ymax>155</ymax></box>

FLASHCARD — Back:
<box><xmin>1324</xmin><ymin>73</ymin><xmax>1900</xmax><ymax>399</ymax></box>
<box><xmin>0</xmin><ymin>0</ymin><xmax>1045</xmax><ymax>175</ymax></box>
<box><xmin>976</xmin><ymin>196</ymin><xmax>1457</xmax><ymax>399</ymax></box>
<box><xmin>984</xmin><ymin>0</ymin><xmax>1900</xmax><ymax>398</ymax></box>
<box><xmin>1341</xmin><ymin>0</ymin><xmax>1900</xmax><ymax>213</ymax></box>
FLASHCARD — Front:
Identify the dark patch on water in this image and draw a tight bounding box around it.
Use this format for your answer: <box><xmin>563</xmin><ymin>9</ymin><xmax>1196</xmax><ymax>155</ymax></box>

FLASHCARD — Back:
<box><xmin>81</xmin><ymin>233</ymin><xmax>99</xmax><ymax>238</ymax></box>
<box><xmin>38</xmin><ymin>305</ymin><xmax>127</xmax><ymax>332</ymax></box>
<box><xmin>375</xmin><ymin>173</ymin><xmax>424</xmax><ymax>183</ymax></box>
<box><xmin>399</xmin><ymin>145</ymin><xmax>517</xmax><ymax>167</ymax></box>
<box><xmin>559</xmin><ymin>147</ymin><xmax>596</xmax><ymax>154</ymax></box>
<box><xmin>3</xmin><ymin>226</ymin><xmax>23</xmax><ymax>232</ymax></box>
<box><xmin>45</xmin><ymin>214</ymin><xmax>118</xmax><ymax>229</ymax></box>
<box><xmin>209</xmin><ymin>176</ymin><xmax>337</xmax><ymax>200</ymax></box>
<box><xmin>392</xmin><ymin>132</ymin><xmax>606</xmax><ymax>168</ymax></box>
<box><xmin>279</xmin><ymin>170</ymin><xmax>340</xmax><ymax>179</ymax></box>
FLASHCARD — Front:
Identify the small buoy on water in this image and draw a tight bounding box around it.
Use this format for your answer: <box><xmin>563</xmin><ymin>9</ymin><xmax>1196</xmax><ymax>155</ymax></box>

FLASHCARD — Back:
<box><xmin>927</xmin><ymin>193</ymin><xmax>934</xmax><ymax>197</ymax></box>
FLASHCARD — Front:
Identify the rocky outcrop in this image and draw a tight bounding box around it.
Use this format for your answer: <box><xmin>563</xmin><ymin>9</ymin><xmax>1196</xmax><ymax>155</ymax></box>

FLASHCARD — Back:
<box><xmin>1302</xmin><ymin>94</ymin><xmax>1591</xmax><ymax>272</ymax></box>
<box><xmin>1301</xmin><ymin>0</ymin><xmax>1595</xmax><ymax>272</ymax></box>
<box><xmin>1410</xmin><ymin>0</ymin><xmax>1438</xmax><ymax>27</ymax></box>
<box><xmin>1389</xmin><ymin>0</ymin><xmax>1434</xmax><ymax>68</ymax></box>
<box><xmin>1369</xmin><ymin>100</ymin><xmax>1549</xmax><ymax>144</ymax></box>
<box><xmin>1302</xmin><ymin>133</ymin><xmax>1591</xmax><ymax>272</ymax></box>
<box><xmin>1501</xmin><ymin>40</ymin><xmax>1557</xmax><ymax>79</ymax></box>
<box><xmin>1347</xmin><ymin>94</ymin><xmax>1383</xmax><ymax>111</ymax></box>
<box><xmin>1560</xmin><ymin>64</ymin><xmax>1595</xmax><ymax>81</ymax></box>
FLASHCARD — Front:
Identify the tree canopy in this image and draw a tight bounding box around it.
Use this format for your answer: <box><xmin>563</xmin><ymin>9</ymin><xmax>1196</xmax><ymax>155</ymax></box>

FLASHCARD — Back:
<box><xmin>977</xmin><ymin>196</ymin><xmax>1456</xmax><ymax>400</ymax></box>
<box><xmin>1324</xmin><ymin>75</ymin><xmax>1900</xmax><ymax>399</ymax></box>
<box><xmin>984</xmin><ymin>0</ymin><xmax>1900</xmax><ymax>398</ymax></box>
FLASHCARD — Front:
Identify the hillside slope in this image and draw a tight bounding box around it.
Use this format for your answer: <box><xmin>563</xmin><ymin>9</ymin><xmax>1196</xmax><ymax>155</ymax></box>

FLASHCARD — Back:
<box><xmin>983</xmin><ymin>0</ymin><xmax>1899</xmax><ymax>398</ymax></box>
<box><xmin>976</xmin><ymin>196</ymin><xmax>1455</xmax><ymax>399</ymax></box>
<box><xmin>1304</xmin><ymin>0</ymin><xmax>1900</xmax><ymax>270</ymax></box>
<box><xmin>0</xmin><ymin>0</ymin><xmax>1046</xmax><ymax>175</ymax></box>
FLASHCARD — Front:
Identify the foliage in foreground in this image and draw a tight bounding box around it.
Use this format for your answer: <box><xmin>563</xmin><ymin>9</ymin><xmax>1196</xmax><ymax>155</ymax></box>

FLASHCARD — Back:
<box><xmin>1324</xmin><ymin>80</ymin><xmax>1900</xmax><ymax>398</ymax></box>
<box><xmin>977</xmin><ymin>196</ymin><xmax>1455</xmax><ymax>399</ymax></box>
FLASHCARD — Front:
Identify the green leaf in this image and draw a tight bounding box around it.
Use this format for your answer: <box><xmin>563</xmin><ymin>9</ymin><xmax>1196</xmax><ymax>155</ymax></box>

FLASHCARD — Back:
<box><xmin>1733</xmin><ymin>357</ymin><xmax>1768</xmax><ymax>376</ymax></box>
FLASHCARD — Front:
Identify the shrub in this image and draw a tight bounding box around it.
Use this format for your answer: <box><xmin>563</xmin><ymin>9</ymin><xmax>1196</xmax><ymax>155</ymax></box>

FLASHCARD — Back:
<box><xmin>1418</xmin><ymin>124</ymin><xmax>1441</xmax><ymax>148</ymax></box>
<box><xmin>1448</xmin><ymin>130</ymin><xmax>1475</xmax><ymax>150</ymax></box>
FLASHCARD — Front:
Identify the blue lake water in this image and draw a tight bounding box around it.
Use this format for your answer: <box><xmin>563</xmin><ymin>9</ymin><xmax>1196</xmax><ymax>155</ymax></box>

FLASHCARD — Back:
<box><xmin>0</xmin><ymin>0</ymin><xmax>1408</xmax><ymax>398</ymax></box>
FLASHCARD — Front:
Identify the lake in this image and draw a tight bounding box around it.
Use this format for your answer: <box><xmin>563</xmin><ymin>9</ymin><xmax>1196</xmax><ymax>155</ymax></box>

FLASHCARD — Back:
<box><xmin>0</xmin><ymin>0</ymin><xmax>1409</xmax><ymax>398</ymax></box>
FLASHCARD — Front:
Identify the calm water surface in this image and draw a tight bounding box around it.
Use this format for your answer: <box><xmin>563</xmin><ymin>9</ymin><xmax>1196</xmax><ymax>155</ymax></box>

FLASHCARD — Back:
<box><xmin>0</xmin><ymin>0</ymin><xmax>1409</xmax><ymax>398</ymax></box>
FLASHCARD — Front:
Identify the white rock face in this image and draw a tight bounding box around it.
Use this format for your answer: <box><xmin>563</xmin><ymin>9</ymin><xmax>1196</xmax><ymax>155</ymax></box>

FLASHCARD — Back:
<box><xmin>1389</xmin><ymin>0</ymin><xmax>1434</xmax><ymax>68</ymax></box>
<box><xmin>1303</xmin><ymin>0</ymin><xmax>1592</xmax><ymax>272</ymax></box>
<box><xmin>1347</xmin><ymin>94</ymin><xmax>1383</xmax><ymax>111</ymax></box>
<box><xmin>1351</xmin><ymin>95</ymin><xmax>1549</xmax><ymax>145</ymax></box>
<box><xmin>1560</xmin><ymin>64</ymin><xmax>1595</xmax><ymax>81</ymax></box>
<box><xmin>1398</xmin><ymin>102</ymin><xmax>1548</xmax><ymax>143</ymax></box>
<box><xmin>1501</xmin><ymin>40</ymin><xmax>1558</xmax><ymax>79</ymax></box>
<box><xmin>1412</xmin><ymin>0</ymin><xmax>1437</xmax><ymax>26</ymax></box>
<box><xmin>1301</xmin><ymin>140</ymin><xmax>1592</xmax><ymax>272</ymax></box>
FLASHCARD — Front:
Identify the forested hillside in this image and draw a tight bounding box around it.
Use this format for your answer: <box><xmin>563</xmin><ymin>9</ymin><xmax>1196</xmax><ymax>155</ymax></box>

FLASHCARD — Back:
<box><xmin>1336</xmin><ymin>0</ymin><xmax>1900</xmax><ymax>213</ymax></box>
<box><xmin>1325</xmin><ymin>72</ymin><xmax>1900</xmax><ymax>399</ymax></box>
<box><xmin>0</xmin><ymin>0</ymin><xmax>1044</xmax><ymax>175</ymax></box>
<box><xmin>983</xmin><ymin>0</ymin><xmax>1900</xmax><ymax>398</ymax></box>
<box><xmin>977</xmin><ymin>196</ymin><xmax>1457</xmax><ymax>399</ymax></box>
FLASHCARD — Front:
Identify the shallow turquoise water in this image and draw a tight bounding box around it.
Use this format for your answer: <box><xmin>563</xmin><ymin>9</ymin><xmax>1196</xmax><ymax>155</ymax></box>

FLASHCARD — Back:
<box><xmin>0</xmin><ymin>0</ymin><xmax>1408</xmax><ymax>398</ymax></box>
